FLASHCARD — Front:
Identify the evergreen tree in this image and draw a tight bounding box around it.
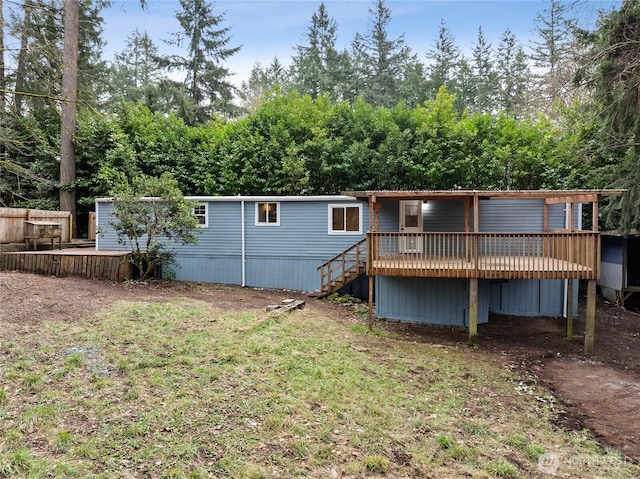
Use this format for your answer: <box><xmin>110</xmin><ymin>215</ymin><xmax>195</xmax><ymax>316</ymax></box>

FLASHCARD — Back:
<box><xmin>239</xmin><ymin>57</ymin><xmax>290</xmax><ymax>113</ymax></box>
<box><xmin>60</xmin><ymin>0</ymin><xmax>79</xmax><ymax>234</ymax></box>
<box><xmin>3</xmin><ymin>0</ymin><xmax>107</xmax><ymax>217</ymax></box>
<box><xmin>453</xmin><ymin>58</ymin><xmax>475</xmax><ymax>112</ymax></box>
<box><xmin>0</xmin><ymin>0</ymin><xmax>5</xmax><ymax>116</ymax></box>
<box><xmin>585</xmin><ymin>0</ymin><xmax>640</xmax><ymax>230</ymax></box>
<box><xmin>107</xmin><ymin>29</ymin><xmax>164</xmax><ymax>105</ymax></box>
<box><xmin>530</xmin><ymin>0</ymin><xmax>578</xmax><ymax>110</ymax></box>
<box><xmin>470</xmin><ymin>26</ymin><xmax>497</xmax><ymax>114</ymax></box>
<box><xmin>164</xmin><ymin>0</ymin><xmax>241</xmax><ymax>123</ymax></box>
<box><xmin>350</xmin><ymin>0</ymin><xmax>415</xmax><ymax>107</ymax></box>
<box><xmin>495</xmin><ymin>28</ymin><xmax>530</xmax><ymax>117</ymax></box>
<box><xmin>398</xmin><ymin>59</ymin><xmax>430</xmax><ymax>107</ymax></box>
<box><xmin>290</xmin><ymin>3</ymin><xmax>348</xmax><ymax>100</ymax></box>
<box><xmin>426</xmin><ymin>19</ymin><xmax>460</xmax><ymax>96</ymax></box>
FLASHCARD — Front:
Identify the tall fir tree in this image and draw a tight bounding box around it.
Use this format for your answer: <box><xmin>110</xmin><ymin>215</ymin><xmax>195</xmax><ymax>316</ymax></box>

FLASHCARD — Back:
<box><xmin>495</xmin><ymin>28</ymin><xmax>530</xmax><ymax>117</ymax></box>
<box><xmin>585</xmin><ymin>0</ymin><xmax>640</xmax><ymax>230</ymax></box>
<box><xmin>530</xmin><ymin>0</ymin><xmax>578</xmax><ymax>110</ymax></box>
<box><xmin>164</xmin><ymin>0</ymin><xmax>241</xmax><ymax>123</ymax></box>
<box><xmin>470</xmin><ymin>26</ymin><xmax>497</xmax><ymax>114</ymax></box>
<box><xmin>350</xmin><ymin>0</ymin><xmax>415</xmax><ymax>107</ymax></box>
<box><xmin>239</xmin><ymin>58</ymin><xmax>290</xmax><ymax>113</ymax></box>
<box><xmin>290</xmin><ymin>3</ymin><xmax>349</xmax><ymax>100</ymax></box>
<box><xmin>426</xmin><ymin>19</ymin><xmax>460</xmax><ymax>97</ymax></box>
<box><xmin>107</xmin><ymin>29</ymin><xmax>163</xmax><ymax>105</ymax></box>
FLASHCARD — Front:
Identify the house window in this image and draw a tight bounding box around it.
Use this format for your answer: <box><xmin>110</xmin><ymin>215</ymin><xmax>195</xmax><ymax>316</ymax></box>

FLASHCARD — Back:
<box><xmin>329</xmin><ymin>204</ymin><xmax>362</xmax><ymax>234</ymax></box>
<box><xmin>193</xmin><ymin>203</ymin><xmax>208</xmax><ymax>227</ymax></box>
<box><xmin>256</xmin><ymin>202</ymin><xmax>279</xmax><ymax>226</ymax></box>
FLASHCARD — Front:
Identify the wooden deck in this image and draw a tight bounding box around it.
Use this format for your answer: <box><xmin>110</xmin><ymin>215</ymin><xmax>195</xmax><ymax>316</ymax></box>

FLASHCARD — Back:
<box><xmin>0</xmin><ymin>248</ymin><xmax>131</xmax><ymax>282</ymax></box>
<box><xmin>368</xmin><ymin>231</ymin><xmax>600</xmax><ymax>280</ymax></box>
<box><xmin>372</xmin><ymin>254</ymin><xmax>593</xmax><ymax>279</ymax></box>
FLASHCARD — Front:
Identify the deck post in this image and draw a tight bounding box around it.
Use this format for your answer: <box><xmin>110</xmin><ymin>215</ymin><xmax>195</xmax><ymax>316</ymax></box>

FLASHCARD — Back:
<box><xmin>584</xmin><ymin>279</ymin><xmax>596</xmax><ymax>355</ymax></box>
<box><xmin>566</xmin><ymin>279</ymin><xmax>573</xmax><ymax>339</ymax></box>
<box><xmin>469</xmin><ymin>278</ymin><xmax>478</xmax><ymax>345</ymax></box>
<box><xmin>368</xmin><ymin>275</ymin><xmax>374</xmax><ymax>330</ymax></box>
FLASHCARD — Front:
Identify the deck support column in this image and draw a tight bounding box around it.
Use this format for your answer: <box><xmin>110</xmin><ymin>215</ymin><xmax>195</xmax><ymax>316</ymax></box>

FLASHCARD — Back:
<box><xmin>469</xmin><ymin>278</ymin><xmax>478</xmax><ymax>345</ymax></box>
<box><xmin>566</xmin><ymin>280</ymin><xmax>574</xmax><ymax>339</ymax></box>
<box><xmin>368</xmin><ymin>275</ymin><xmax>374</xmax><ymax>330</ymax></box>
<box><xmin>585</xmin><ymin>279</ymin><xmax>596</xmax><ymax>355</ymax></box>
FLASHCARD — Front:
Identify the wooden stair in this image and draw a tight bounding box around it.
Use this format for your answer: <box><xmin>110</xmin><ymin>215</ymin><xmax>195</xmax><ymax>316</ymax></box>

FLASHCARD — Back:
<box><xmin>318</xmin><ymin>238</ymin><xmax>367</xmax><ymax>297</ymax></box>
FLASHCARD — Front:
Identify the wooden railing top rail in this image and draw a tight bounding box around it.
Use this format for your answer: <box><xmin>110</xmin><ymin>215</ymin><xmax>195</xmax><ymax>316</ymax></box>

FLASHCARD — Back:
<box><xmin>317</xmin><ymin>237</ymin><xmax>367</xmax><ymax>271</ymax></box>
<box><xmin>368</xmin><ymin>231</ymin><xmax>599</xmax><ymax>237</ymax></box>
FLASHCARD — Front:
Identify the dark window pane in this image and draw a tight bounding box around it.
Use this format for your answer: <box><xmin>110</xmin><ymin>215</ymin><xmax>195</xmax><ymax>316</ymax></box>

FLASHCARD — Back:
<box><xmin>332</xmin><ymin>208</ymin><xmax>344</xmax><ymax>231</ymax></box>
<box><xmin>346</xmin><ymin>207</ymin><xmax>359</xmax><ymax>231</ymax></box>
<box><xmin>258</xmin><ymin>203</ymin><xmax>267</xmax><ymax>223</ymax></box>
<box><xmin>267</xmin><ymin>203</ymin><xmax>278</xmax><ymax>223</ymax></box>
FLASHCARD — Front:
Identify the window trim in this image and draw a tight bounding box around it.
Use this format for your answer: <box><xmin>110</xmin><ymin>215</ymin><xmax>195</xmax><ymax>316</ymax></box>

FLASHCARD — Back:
<box><xmin>193</xmin><ymin>202</ymin><xmax>208</xmax><ymax>227</ymax></box>
<box><xmin>328</xmin><ymin>204</ymin><xmax>363</xmax><ymax>235</ymax></box>
<box><xmin>255</xmin><ymin>201</ymin><xmax>280</xmax><ymax>226</ymax></box>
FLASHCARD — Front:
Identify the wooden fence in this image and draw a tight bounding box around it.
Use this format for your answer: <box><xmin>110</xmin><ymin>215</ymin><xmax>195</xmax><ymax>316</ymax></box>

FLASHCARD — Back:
<box><xmin>0</xmin><ymin>208</ymin><xmax>72</xmax><ymax>244</ymax></box>
<box><xmin>0</xmin><ymin>250</ymin><xmax>131</xmax><ymax>282</ymax></box>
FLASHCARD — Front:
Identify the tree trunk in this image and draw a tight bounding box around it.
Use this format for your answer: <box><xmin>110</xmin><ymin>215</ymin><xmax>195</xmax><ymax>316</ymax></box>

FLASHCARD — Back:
<box><xmin>13</xmin><ymin>2</ymin><xmax>31</xmax><ymax>113</ymax></box>
<box><xmin>0</xmin><ymin>0</ymin><xmax>5</xmax><ymax>115</ymax></box>
<box><xmin>60</xmin><ymin>0</ymin><xmax>79</xmax><ymax>238</ymax></box>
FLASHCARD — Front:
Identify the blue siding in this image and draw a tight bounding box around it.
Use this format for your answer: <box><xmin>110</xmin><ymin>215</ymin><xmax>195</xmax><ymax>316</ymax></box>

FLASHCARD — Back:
<box><xmin>601</xmin><ymin>236</ymin><xmax>623</xmax><ymax>265</ymax></box>
<box><xmin>481</xmin><ymin>199</ymin><xmax>538</xmax><ymax>231</ymax></box>
<box><xmin>424</xmin><ymin>200</ymin><xmax>466</xmax><ymax>231</ymax></box>
<box><xmin>244</xmin><ymin>201</ymin><xmax>366</xmax><ymax>258</ymax></box>
<box><xmin>96</xmin><ymin>202</ymin><xmax>130</xmax><ymax>251</ymax></box>
<box><xmin>245</xmin><ymin>258</ymin><xmax>323</xmax><ymax>292</ymax></box>
<box><xmin>378</xmin><ymin>201</ymin><xmax>398</xmax><ymax>232</ymax></box>
<box><xmin>375</xmin><ymin>277</ymin><xmax>490</xmax><ymax>326</ymax></box>
<box><xmin>97</xmin><ymin>197</ymin><xmax>368</xmax><ymax>292</ymax></box>
<box><xmin>379</xmin><ymin>199</ymin><xmax>560</xmax><ymax>233</ymax></box>
<box><xmin>173</xmin><ymin>257</ymin><xmax>242</xmax><ymax>284</ymax></box>
<box><xmin>378</xmin><ymin>199</ymin><xmax>466</xmax><ymax>232</ymax></box>
<box><xmin>488</xmin><ymin>279</ymin><xmax>573</xmax><ymax>317</ymax></box>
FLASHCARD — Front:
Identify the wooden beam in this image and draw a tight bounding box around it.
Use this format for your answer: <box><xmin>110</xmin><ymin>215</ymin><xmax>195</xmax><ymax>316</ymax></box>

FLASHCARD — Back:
<box><xmin>592</xmin><ymin>200</ymin><xmax>598</xmax><ymax>231</ymax></box>
<box><xmin>344</xmin><ymin>189</ymin><xmax>624</xmax><ymax>202</ymax></box>
<box><xmin>465</xmin><ymin>197</ymin><xmax>471</xmax><ymax>261</ymax></box>
<box><xmin>464</xmin><ymin>197</ymin><xmax>470</xmax><ymax>232</ymax></box>
<box><xmin>545</xmin><ymin>194</ymin><xmax>597</xmax><ymax>205</ymax></box>
<box><xmin>568</xmin><ymin>202</ymin><xmax>574</xmax><ymax>231</ymax></box>
<box><xmin>585</xmin><ymin>279</ymin><xmax>596</xmax><ymax>355</ymax></box>
<box><xmin>469</xmin><ymin>278</ymin><xmax>478</xmax><ymax>345</ymax></box>
<box><xmin>473</xmin><ymin>194</ymin><xmax>479</xmax><ymax>233</ymax></box>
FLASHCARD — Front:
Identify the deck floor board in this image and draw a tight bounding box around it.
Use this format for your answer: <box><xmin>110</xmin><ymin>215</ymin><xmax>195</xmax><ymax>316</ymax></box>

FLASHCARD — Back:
<box><xmin>372</xmin><ymin>254</ymin><xmax>594</xmax><ymax>279</ymax></box>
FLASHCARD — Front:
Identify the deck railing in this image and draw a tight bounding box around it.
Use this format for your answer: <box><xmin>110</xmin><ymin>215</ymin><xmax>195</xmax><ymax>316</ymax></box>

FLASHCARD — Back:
<box><xmin>318</xmin><ymin>238</ymin><xmax>367</xmax><ymax>296</ymax></box>
<box><xmin>367</xmin><ymin>232</ymin><xmax>600</xmax><ymax>280</ymax></box>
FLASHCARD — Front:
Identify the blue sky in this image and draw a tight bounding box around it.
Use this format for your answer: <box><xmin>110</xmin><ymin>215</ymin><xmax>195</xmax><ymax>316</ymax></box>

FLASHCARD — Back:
<box><xmin>102</xmin><ymin>0</ymin><xmax>620</xmax><ymax>86</ymax></box>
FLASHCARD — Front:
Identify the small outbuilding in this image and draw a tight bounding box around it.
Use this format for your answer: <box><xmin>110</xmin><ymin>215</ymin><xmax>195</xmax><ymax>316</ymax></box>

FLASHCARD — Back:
<box><xmin>599</xmin><ymin>231</ymin><xmax>640</xmax><ymax>308</ymax></box>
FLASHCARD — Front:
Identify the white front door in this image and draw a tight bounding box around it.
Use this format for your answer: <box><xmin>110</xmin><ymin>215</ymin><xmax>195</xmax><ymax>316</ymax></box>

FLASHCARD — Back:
<box><xmin>399</xmin><ymin>200</ymin><xmax>423</xmax><ymax>253</ymax></box>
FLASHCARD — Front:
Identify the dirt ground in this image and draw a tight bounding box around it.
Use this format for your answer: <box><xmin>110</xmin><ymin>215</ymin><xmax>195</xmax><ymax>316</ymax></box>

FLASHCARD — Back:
<box><xmin>1</xmin><ymin>272</ymin><xmax>639</xmax><ymax>463</ymax></box>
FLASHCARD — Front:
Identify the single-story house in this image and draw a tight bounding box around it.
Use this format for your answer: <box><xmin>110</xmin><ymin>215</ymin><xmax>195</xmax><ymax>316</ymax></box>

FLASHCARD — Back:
<box><xmin>96</xmin><ymin>195</ymin><xmax>369</xmax><ymax>293</ymax></box>
<box><xmin>96</xmin><ymin>189</ymin><xmax>623</xmax><ymax>354</ymax></box>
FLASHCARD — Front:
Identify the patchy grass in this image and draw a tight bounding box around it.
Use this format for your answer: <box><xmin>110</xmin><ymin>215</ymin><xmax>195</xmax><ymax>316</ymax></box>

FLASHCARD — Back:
<box><xmin>0</xmin><ymin>299</ymin><xmax>638</xmax><ymax>478</ymax></box>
